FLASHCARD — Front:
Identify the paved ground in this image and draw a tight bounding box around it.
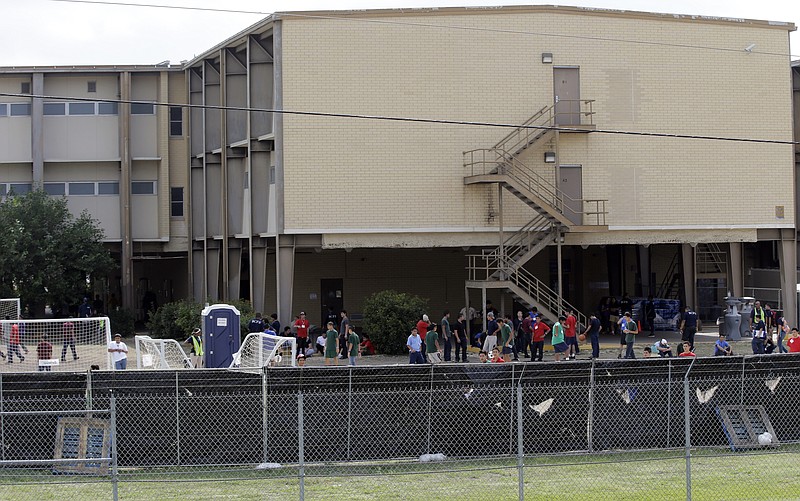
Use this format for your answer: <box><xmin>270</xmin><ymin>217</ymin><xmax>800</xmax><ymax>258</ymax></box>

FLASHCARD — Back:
<box><xmin>299</xmin><ymin>326</ymin><xmax>766</xmax><ymax>367</ymax></box>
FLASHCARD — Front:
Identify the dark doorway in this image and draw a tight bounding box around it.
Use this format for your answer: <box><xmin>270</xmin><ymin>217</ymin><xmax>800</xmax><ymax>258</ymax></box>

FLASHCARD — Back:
<box><xmin>320</xmin><ymin>279</ymin><xmax>343</xmax><ymax>328</ymax></box>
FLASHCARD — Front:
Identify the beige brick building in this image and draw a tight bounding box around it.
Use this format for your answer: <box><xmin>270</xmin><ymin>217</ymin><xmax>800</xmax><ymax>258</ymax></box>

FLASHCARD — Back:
<box><xmin>2</xmin><ymin>5</ymin><xmax>797</xmax><ymax>331</ymax></box>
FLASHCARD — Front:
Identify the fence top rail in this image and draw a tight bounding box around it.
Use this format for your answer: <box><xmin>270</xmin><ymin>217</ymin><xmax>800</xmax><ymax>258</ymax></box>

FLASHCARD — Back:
<box><xmin>0</xmin><ymin>408</ymin><xmax>110</xmax><ymax>416</ymax></box>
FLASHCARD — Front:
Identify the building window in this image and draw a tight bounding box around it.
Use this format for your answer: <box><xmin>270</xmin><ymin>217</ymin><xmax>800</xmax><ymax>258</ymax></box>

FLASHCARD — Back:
<box><xmin>68</xmin><ymin>102</ymin><xmax>95</xmax><ymax>115</ymax></box>
<box><xmin>98</xmin><ymin>182</ymin><xmax>119</xmax><ymax>195</ymax></box>
<box><xmin>44</xmin><ymin>102</ymin><xmax>66</xmax><ymax>116</ymax></box>
<box><xmin>8</xmin><ymin>183</ymin><xmax>32</xmax><ymax>195</ymax></box>
<box><xmin>98</xmin><ymin>102</ymin><xmax>118</xmax><ymax>115</ymax></box>
<box><xmin>170</xmin><ymin>187</ymin><xmax>184</xmax><ymax>217</ymax></box>
<box><xmin>0</xmin><ymin>184</ymin><xmax>6</xmax><ymax>196</ymax></box>
<box><xmin>68</xmin><ymin>182</ymin><xmax>95</xmax><ymax>195</ymax></box>
<box><xmin>131</xmin><ymin>102</ymin><xmax>155</xmax><ymax>115</ymax></box>
<box><xmin>9</xmin><ymin>103</ymin><xmax>31</xmax><ymax>116</ymax></box>
<box><xmin>87</xmin><ymin>81</ymin><xmax>97</xmax><ymax>93</ymax></box>
<box><xmin>44</xmin><ymin>183</ymin><xmax>66</xmax><ymax>196</ymax></box>
<box><xmin>131</xmin><ymin>181</ymin><xmax>156</xmax><ymax>195</ymax></box>
<box><xmin>20</xmin><ymin>82</ymin><xmax>31</xmax><ymax>94</ymax></box>
<box><xmin>0</xmin><ymin>104</ymin><xmax>6</xmax><ymax>116</ymax></box>
<box><xmin>169</xmin><ymin>106</ymin><xmax>183</xmax><ymax>136</ymax></box>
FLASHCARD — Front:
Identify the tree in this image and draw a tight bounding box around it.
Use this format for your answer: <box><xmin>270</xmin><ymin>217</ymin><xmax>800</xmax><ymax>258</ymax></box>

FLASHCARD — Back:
<box><xmin>0</xmin><ymin>190</ymin><xmax>116</xmax><ymax>315</ymax></box>
<box><xmin>362</xmin><ymin>290</ymin><xmax>428</xmax><ymax>355</ymax></box>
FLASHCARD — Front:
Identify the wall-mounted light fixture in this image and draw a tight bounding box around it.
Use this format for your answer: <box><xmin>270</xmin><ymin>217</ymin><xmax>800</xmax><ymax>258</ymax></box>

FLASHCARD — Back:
<box><xmin>544</xmin><ymin>151</ymin><xmax>556</xmax><ymax>163</ymax></box>
<box><xmin>541</xmin><ymin>52</ymin><xmax>553</xmax><ymax>64</ymax></box>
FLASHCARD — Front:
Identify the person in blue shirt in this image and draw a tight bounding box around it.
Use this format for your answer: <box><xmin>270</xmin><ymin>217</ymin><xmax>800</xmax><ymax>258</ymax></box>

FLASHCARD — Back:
<box><xmin>407</xmin><ymin>327</ymin><xmax>424</xmax><ymax>364</ymax></box>
<box><xmin>714</xmin><ymin>334</ymin><xmax>732</xmax><ymax>356</ymax></box>
<box><xmin>679</xmin><ymin>306</ymin><xmax>698</xmax><ymax>351</ymax></box>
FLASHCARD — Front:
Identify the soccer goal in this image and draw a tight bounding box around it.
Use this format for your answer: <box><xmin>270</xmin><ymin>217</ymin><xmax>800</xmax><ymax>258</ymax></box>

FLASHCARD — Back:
<box><xmin>0</xmin><ymin>298</ymin><xmax>21</xmax><ymax>320</ymax></box>
<box><xmin>0</xmin><ymin>316</ymin><xmax>112</xmax><ymax>372</ymax></box>
<box><xmin>231</xmin><ymin>333</ymin><xmax>297</xmax><ymax>369</ymax></box>
<box><xmin>134</xmin><ymin>335</ymin><xmax>193</xmax><ymax>369</ymax></box>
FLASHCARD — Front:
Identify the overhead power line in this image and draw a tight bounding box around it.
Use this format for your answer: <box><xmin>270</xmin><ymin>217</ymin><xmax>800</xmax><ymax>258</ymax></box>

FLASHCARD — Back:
<box><xmin>1</xmin><ymin>91</ymin><xmax>796</xmax><ymax>145</ymax></box>
<box><xmin>47</xmin><ymin>0</ymin><xmax>800</xmax><ymax>59</ymax></box>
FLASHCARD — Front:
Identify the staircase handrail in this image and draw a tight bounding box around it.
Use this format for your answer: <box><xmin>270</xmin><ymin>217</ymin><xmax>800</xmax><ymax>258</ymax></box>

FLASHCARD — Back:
<box><xmin>467</xmin><ymin>253</ymin><xmax>587</xmax><ymax>328</ymax></box>
<box><xmin>463</xmin><ymin>148</ymin><xmax>608</xmax><ymax>225</ymax></box>
<box><xmin>492</xmin><ymin>104</ymin><xmax>554</xmax><ymax>155</ymax></box>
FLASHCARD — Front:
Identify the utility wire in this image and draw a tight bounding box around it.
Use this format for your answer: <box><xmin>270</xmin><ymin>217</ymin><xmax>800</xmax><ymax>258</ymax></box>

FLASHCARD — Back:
<box><xmin>1</xmin><ymin>91</ymin><xmax>796</xmax><ymax>145</ymax></box>
<box><xmin>46</xmin><ymin>0</ymin><xmax>800</xmax><ymax>59</ymax></box>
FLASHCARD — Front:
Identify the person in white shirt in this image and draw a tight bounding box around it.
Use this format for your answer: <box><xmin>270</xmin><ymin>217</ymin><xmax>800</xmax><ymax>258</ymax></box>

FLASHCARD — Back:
<box><xmin>108</xmin><ymin>333</ymin><xmax>128</xmax><ymax>370</ymax></box>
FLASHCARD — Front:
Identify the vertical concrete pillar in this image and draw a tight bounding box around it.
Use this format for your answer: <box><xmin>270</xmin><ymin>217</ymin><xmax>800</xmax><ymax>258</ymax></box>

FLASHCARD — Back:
<box><xmin>638</xmin><ymin>245</ymin><xmax>651</xmax><ymax>297</ymax></box>
<box><xmin>729</xmin><ymin>242</ymin><xmax>743</xmax><ymax>297</ymax></box>
<box><xmin>119</xmin><ymin>72</ymin><xmax>134</xmax><ymax>311</ymax></box>
<box><xmin>778</xmin><ymin>234</ymin><xmax>797</xmax><ymax>326</ymax></box>
<box><xmin>681</xmin><ymin>244</ymin><xmax>696</xmax><ymax>309</ymax></box>
<box><xmin>207</xmin><ymin>248</ymin><xmax>220</xmax><ymax>301</ymax></box>
<box><xmin>228</xmin><ymin>244</ymin><xmax>241</xmax><ymax>301</ymax></box>
<box><xmin>276</xmin><ymin>234</ymin><xmax>295</xmax><ymax>325</ymax></box>
<box><xmin>252</xmin><ymin>245</ymin><xmax>267</xmax><ymax>313</ymax></box>
<box><xmin>31</xmin><ymin>73</ymin><xmax>44</xmax><ymax>187</ymax></box>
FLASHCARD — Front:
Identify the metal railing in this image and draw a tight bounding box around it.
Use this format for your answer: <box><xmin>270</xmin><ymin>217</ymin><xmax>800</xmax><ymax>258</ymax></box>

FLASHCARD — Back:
<box><xmin>463</xmin><ymin>147</ymin><xmax>608</xmax><ymax>225</ymax></box>
<box><xmin>467</xmin><ymin>251</ymin><xmax>587</xmax><ymax>328</ymax></box>
<box><xmin>491</xmin><ymin>100</ymin><xmax>596</xmax><ymax>156</ymax></box>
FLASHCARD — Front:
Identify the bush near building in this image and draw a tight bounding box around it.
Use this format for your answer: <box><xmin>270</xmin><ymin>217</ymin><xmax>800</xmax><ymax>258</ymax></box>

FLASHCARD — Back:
<box><xmin>362</xmin><ymin>290</ymin><xmax>428</xmax><ymax>355</ymax></box>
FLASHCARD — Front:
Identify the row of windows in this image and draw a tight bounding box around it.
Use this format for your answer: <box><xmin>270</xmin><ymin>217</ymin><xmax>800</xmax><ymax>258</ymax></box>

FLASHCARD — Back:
<box><xmin>0</xmin><ymin>181</ymin><xmax>156</xmax><ymax>197</ymax></box>
<box><xmin>0</xmin><ymin>102</ymin><xmax>156</xmax><ymax>117</ymax></box>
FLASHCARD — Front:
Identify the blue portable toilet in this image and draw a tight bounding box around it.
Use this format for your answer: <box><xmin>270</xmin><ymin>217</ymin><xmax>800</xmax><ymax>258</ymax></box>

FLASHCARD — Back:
<box><xmin>202</xmin><ymin>304</ymin><xmax>241</xmax><ymax>368</ymax></box>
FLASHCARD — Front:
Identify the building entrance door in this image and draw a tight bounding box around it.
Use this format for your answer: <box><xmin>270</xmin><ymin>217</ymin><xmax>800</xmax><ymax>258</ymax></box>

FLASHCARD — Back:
<box><xmin>558</xmin><ymin>165</ymin><xmax>583</xmax><ymax>225</ymax></box>
<box><xmin>554</xmin><ymin>67</ymin><xmax>580</xmax><ymax>125</ymax></box>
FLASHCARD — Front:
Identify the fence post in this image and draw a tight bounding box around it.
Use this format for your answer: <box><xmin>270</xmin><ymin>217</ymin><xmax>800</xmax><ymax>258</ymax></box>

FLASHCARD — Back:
<box><xmin>0</xmin><ymin>373</ymin><xmax>4</xmax><ymax>462</ymax></box>
<box><xmin>587</xmin><ymin>359</ymin><xmax>594</xmax><ymax>453</ymax></box>
<box><xmin>298</xmin><ymin>393</ymin><xmax>305</xmax><ymax>501</ymax></box>
<box><xmin>262</xmin><ymin>367</ymin><xmax>269</xmax><ymax>464</ymax></box>
<box><xmin>175</xmin><ymin>372</ymin><xmax>180</xmax><ymax>466</ymax></box>
<box><xmin>346</xmin><ymin>367</ymin><xmax>353</xmax><ymax>461</ymax></box>
<box><xmin>110</xmin><ymin>391</ymin><xmax>119</xmax><ymax>501</ymax></box>
<box><xmin>667</xmin><ymin>359</ymin><xmax>672</xmax><ymax>449</ymax></box>
<box><xmin>516</xmin><ymin>383</ymin><xmax>524</xmax><ymax>501</ymax></box>
<box><xmin>86</xmin><ymin>369</ymin><xmax>93</xmax><ymax>412</ymax></box>
<box><xmin>683</xmin><ymin>358</ymin><xmax>695</xmax><ymax>501</ymax></box>
<box><xmin>426</xmin><ymin>365</ymin><xmax>433</xmax><ymax>455</ymax></box>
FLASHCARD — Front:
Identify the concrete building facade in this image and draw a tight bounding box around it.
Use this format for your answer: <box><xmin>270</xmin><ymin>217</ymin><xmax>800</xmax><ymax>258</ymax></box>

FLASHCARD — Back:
<box><xmin>0</xmin><ymin>66</ymin><xmax>189</xmax><ymax>317</ymax></box>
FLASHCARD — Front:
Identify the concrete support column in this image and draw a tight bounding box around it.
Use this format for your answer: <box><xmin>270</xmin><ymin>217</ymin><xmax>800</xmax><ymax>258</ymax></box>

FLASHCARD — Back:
<box><xmin>31</xmin><ymin>73</ymin><xmax>44</xmax><ymax>187</ymax></box>
<box><xmin>681</xmin><ymin>244</ymin><xmax>696</xmax><ymax>309</ymax></box>
<box><xmin>638</xmin><ymin>245</ymin><xmax>651</xmax><ymax>297</ymax></box>
<box><xmin>192</xmin><ymin>249</ymin><xmax>205</xmax><ymax>302</ymax></box>
<box><xmin>778</xmin><ymin>233</ymin><xmax>797</xmax><ymax>326</ymax></box>
<box><xmin>219</xmin><ymin>49</ymin><xmax>230</xmax><ymax>301</ymax></box>
<box><xmin>207</xmin><ymin>247</ymin><xmax>220</xmax><ymax>301</ymax></box>
<box><xmin>276</xmin><ymin>234</ymin><xmax>295</xmax><ymax>325</ymax></box>
<box><xmin>119</xmin><ymin>72</ymin><xmax>134</xmax><ymax>311</ymax></box>
<box><xmin>227</xmin><ymin>243</ymin><xmax>241</xmax><ymax>301</ymax></box>
<box><xmin>252</xmin><ymin>245</ymin><xmax>267</xmax><ymax>313</ymax></box>
<box><xmin>729</xmin><ymin>242</ymin><xmax>744</xmax><ymax>297</ymax></box>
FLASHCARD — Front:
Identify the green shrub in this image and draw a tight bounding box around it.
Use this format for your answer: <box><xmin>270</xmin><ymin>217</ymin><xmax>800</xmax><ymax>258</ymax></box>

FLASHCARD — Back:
<box><xmin>107</xmin><ymin>308</ymin><xmax>135</xmax><ymax>338</ymax></box>
<box><xmin>362</xmin><ymin>290</ymin><xmax>428</xmax><ymax>355</ymax></box>
<box><xmin>147</xmin><ymin>299</ymin><xmax>203</xmax><ymax>340</ymax></box>
<box><xmin>227</xmin><ymin>299</ymin><xmax>256</xmax><ymax>335</ymax></box>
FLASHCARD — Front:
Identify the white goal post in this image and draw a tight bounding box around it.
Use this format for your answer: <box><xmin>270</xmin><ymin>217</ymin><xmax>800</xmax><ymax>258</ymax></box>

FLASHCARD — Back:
<box><xmin>0</xmin><ymin>316</ymin><xmax>112</xmax><ymax>372</ymax></box>
<box><xmin>0</xmin><ymin>298</ymin><xmax>21</xmax><ymax>321</ymax></box>
<box><xmin>231</xmin><ymin>333</ymin><xmax>297</xmax><ymax>369</ymax></box>
<box><xmin>135</xmin><ymin>335</ymin><xmax>193</xmax><ymax>369</ymax></box>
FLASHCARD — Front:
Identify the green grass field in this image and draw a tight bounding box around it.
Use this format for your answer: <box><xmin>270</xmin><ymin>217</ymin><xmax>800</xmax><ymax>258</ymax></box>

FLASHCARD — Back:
<box><xmin>1</xmin><ymin>449</ymin><xmax>797</xmax><ymax>500</ymax></box>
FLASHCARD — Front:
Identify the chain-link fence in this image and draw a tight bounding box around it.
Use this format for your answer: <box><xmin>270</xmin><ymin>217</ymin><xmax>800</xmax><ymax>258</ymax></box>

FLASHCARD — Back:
<box><xmin>2</xmin><ymin>355</ymin><xmax>800</xmax><ymax>500</ymax></box>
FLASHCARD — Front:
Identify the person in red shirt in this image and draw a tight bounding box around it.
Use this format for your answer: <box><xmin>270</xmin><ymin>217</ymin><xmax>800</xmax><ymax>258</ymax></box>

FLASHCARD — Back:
<box><xmin>530</xmin><ymin>316</ymin><xmax>550</xmax><ymax>361</ymax></box>
<box><xmin>787</xmin><ymin>328</ymin><xmax>800</xmax><ymax>353</ymax></box>
<box><xmin>491</xmin><ymin>347</ymin><xmax>505</xmax><ymax>363</ymax></box>
<box><xmin>564</xmin><ymin>309</ymin><xmax>579</xmax><ymax>360</ymax></box>
<box><xmin>293</xmin><ymin>312</ymin><xmax>310</xmax><ymax>355</ymax></box>
<box><xmin>37</xmin><ymin>334</ymin><xmax>53</xmax><ymax>372</ymax></box>
<box><xmin>416</xmin><ymin>314</ymin><xmax>430</xmax><ymax>360</ymax></box>
<box><xmin>678</xmin><ymin>343</ymin><xmax>696</xmax><ymax>357</ymax></box>
<box><xmin>8</xmin><ymin>321</ymin><xmax>26</xmax><ymax>363</ymax></box>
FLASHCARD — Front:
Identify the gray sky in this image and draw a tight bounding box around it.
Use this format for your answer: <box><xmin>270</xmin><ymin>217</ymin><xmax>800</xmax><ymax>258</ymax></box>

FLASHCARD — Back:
<box><xmin>2</xmin><ymin>0</ymin><xmax>798</xmax><ymax>66</ymax></box>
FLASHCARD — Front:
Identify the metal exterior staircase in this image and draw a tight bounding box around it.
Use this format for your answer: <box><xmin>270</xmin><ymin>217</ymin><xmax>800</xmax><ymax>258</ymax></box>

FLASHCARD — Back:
<box><xmin>697</xmin><ymin>243</ymin><xmax>727</xmax><ymax>275</ymax></box>
<box><xmin>463</xmin><ymin>101</ymin><xmax>606</xmax><ymax>324</ymax></box>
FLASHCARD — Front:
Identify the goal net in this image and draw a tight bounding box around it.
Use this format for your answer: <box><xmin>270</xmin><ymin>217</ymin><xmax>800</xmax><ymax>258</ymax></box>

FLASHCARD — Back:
<box><xmin>231</xmin><ymin>333</ymin><xmax>297</xmax><ymax>369</ymax></box>
<box><xmin>0</xmin><ymin>316</ymin><xmax>112</xmax><ymax>372</ymax></box>
<box><xmin>134</xmin><ymin>335</ymin><xmax>193</xmax><ymax>369</ymax></box>
<box><xmin>0</xmin><ymin>298</ymin><xmax>21</xmax><ymax>320</ymax></box>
